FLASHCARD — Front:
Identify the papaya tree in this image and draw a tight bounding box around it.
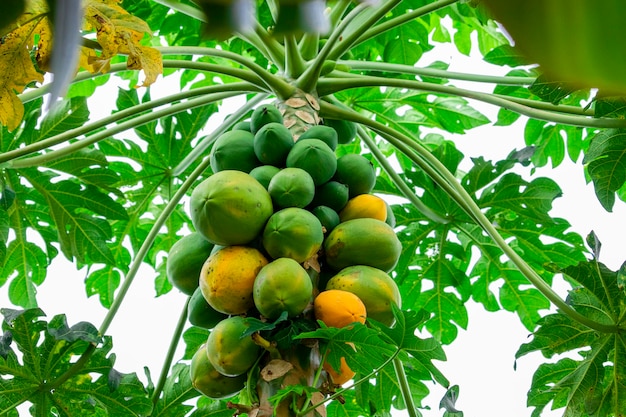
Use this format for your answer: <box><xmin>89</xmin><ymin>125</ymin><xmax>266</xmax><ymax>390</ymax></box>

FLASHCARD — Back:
<box><xmin>1</xmin><ymin>1</ymin><xmax>626</xmax><ymax>416</ymax></box>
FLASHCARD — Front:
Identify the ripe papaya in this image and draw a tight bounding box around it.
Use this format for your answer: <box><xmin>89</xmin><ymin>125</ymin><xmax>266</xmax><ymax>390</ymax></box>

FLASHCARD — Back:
<box><xmin>311</xmin><ymin>180</ymin><xmax>349</xmax><ymax>212</ymax></box>
<box><xmin>323</xmin><ymin>348</ymin><xmax>355</xmax><ymax>386</ymax></box>
<box><xmin>325</xmin><ymin>265</ymin><xmax>401</xmax><ymax>326</ymax></box>
<box><xmin>323</xmin><ymin>218</ymin><xmax>401</xmax><ymax>272</ymax></box>
<box><xmin>286</xmin><ymin>138</ymin><xmax>337</xmax><ymax>186</ymax></box>
<box><xmin>314</xmin><ymin>289</ymin><xmax>366</xmax><ymax>328</ymax></box>
<box><xmin>206</xmin><ymin>316</ymin><xmax>261</xmax><ymax>377</ymax></box>
<box><xmin>334</xmin><ymin>154</ymin><xmax>376</xmax><ymax>198</ymax></box>
<box><xmin>268</xmin><ymin>167</ymin><xmax>316</xmax><ymax>209</ymax></box>
<box><xmin>339</xmin><ymin>194</ymin><xmax>387</xmax><ymax>222</ymax></box>
<box><xmin>190</xmin><ymin>344</ymin><xmax>247</xmax><ymax>399</ymax></box>
<box><xmin>166</xmin><ymin>232</ymin><xmax>214</xmax><ymax>296</ymax></box>
<box><xmin>189</xmin><ymin>170</ymin><xmax>274</xmax><ymax>246</ymax></box>
<box><xmin>249</xmin><ymin>165</ymin><xmax>280</xmax><ymax>190</ymax></box>
<box><xmin>253</xmin><ymin>122</ymin><xmax>294</xmax><ymax>166</ymax></box>
<box><xmin>210</xmin><ymin>130</ymin><xmax>260</xmax><ymax>173</ymax></box>
<box><xmin>262</xmin><ymin>207</ymin><xmax>324</xmax><ymax>263</ymax></box>
<box><xmin>188</xmin><ymin>287</ymin><xmax>229</xmax><ymax>329</ymax></box>
<box><xmin>251</xmin><ymin>104</ymin><xmax>283</xmax><ymax>134</ymax></box>
<box><xmin>199</xmin><ymin>245</ymin><xmax>269</xmax><ymax>315</ymax></box>
<box><xmin>298</xmin><ymin>125</ymin><xmax>338</xmax><ymax>151</ymax></box>
<box><xmin>322</xmin><ymin>118</ymin><xmax>356</xmax><ymax>144</ymax></box>
<box><xmin>253</xmin><ymin>258</ymin><xmax>313</xmax><ymax>320</ymax></box>
<box><xmin>310</xmin><ymin>205</ymin><xmax>340</xmax><ymax>233</ymax></box>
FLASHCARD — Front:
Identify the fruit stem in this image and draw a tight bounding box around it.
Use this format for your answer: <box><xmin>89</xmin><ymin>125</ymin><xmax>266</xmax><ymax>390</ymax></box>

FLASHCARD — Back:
<box><xmin>173</xmin><ymin>92</ymin><xmax>270</xmax><ymax>176</ymax></box>
<box><xmin>7</xmin><ymin>90</ymin><xmax>247</xmax><ymax>169</ymax></box>
<box><xmin>4</xmin><ymin>82</ymin><xmax>257</xmax><ymax>165</ymax></box>
<box><xmin>251</xmin><ymin>21</ymin><xmax>288</xmax><ymax>72</ymax></box>
<box><xmin>357</xmin><ymin>125</ymin><xmax>451</xmax><ymax>224</ymax></box>
<box><xmin>317</xmin><ymin>74</ymin><xmax>626</xmax><ymax>129</ymax></box>
<box><xmin>319</xmin><ymin>100</ymin><xmax>621</xmax><ymax>335</ymax></box>
<box><xmin>340</xmin><ymin>59</ymin><xmax>536</xmax><ymax>86</ymax></box>
<box><xmin>354</xmin><ymin>0</ymin><xmax>459</xmax><ymax>47</ymax></box>
<box><xmin>393</xmin><ymin>357</ymin><xmax>420</xmax><ymax>417</ymax></box>
<box><xmin>151</xmin><ymin>297</ymin><xmax>190</xmax><ymax>408</ymax></box>
<box><xmin>284</xmin><ymin>33</ymin><xmax>307</xmax><ymax>79</ymax></box>
<box><xmin>326</xmin><ymin>0</ymin><xmax>403</xmax><ymax>62</ymax></box>
<box><xmin>296</xmin><ymin>2</ymin><xmax>369</xmax><ymax>93</ymax></box>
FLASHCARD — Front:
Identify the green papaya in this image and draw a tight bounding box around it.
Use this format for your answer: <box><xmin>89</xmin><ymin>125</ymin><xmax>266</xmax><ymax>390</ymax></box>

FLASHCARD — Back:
<box><xmin>166</xmin><ymin>232</ymin><xmax>214</xmax><ymax>296</ymax></box>
<box><xmin>249</xmin><ymin>165</ymin><xmax>281</xmax><ymax>190</ymax></box>
<box><xmin>210</xmin><ymin>130</ymin><xmax>260</xmax><ymax>173</ymax></box>
<box><xmin>323</xmin><ymin>118</ymin><xmax>357</xmax><ymax>144</ymax></box>
<box><xmin>251</xmin><ymin>104</ymin><xmax>283</xmax><ymax>134</ymax></box>
<box><xmin>334</xmin><ymin>154</ymin><xmax>376</xmax><ymax>198</ymax></box>
<box><xmin>191</xmin><ymin>344</ymin><xmax>247</xmax><ymax>399</ymax></box>
<box><xmin>323</xmin><ymin>218</ymin><xmax>401</xmax><ymax>272</ymax></box>
<box><xmin>190</xmin><ymin>170</ymin><xmax>274</xmax><ymax>245</ymax></box>
<box><xmin>298</xmin><ymin>125</ymin><xmax>338</xmax><ymax>151</ymax></box>
<box><xmin>311</xmin><ymin>180</ymin><xmax>349</xmax><ymax>212</ymax></box>
<box><xmin>253</xmin><ymin>122</ymin><xmax>294</xmax><ymax>166</ymax></box>
<box><xmin>286</xmin><ymin>138</ymin><xmax>337</xmax><ymax>186</ymax></box>
<box><xmin>262</xmin><ymin>207</ymin><xmax>324</xmax><ymax>263</ymax></box>
<box><xmin>206</xmin><ymin>316</ymin><xmax>261</xmax><ymax>377</ymax></box>
<box><xmin>268</xmin><ymin>167</ymin><xmax>316</xmax><ymax>209</ymax></box>
<box><xmin>187</xmin><ymin>287</ymin><xmax>229</xmax><ymax>329</ymax></box>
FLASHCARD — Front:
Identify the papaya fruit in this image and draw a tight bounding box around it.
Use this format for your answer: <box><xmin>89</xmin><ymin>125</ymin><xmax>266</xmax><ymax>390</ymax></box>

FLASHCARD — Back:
<box><xmin>334</xmin><ymin>154</ymin><xmax>376</xmax><ymax>198</ymax></box>
<box><xmin>311</xmin><ymin>180</ymin><xmax>349</xmax><ymax>212</ymax></box>
<box><xmin>268</xmin><ymin>167</ymin><xmax>316</xmax><ymax>209</ymax></box>
<box><xmin>253</xmin><ymin>122</ymin><xmax>294</xmax><ymax>166</ymax></box>
<box><xmin>206</xmin><ymin>316</ymin><xmax>261</xmax><ymax>377</ymax></box>
<box><xmin>325</xmin><ymin>265</ymin><xmax>401</xmax><ymax>326</ymax></box>
<box><xmin>199</xmin><ymin>245</ymin><xmax>269</xmax><ymax>315</ymax></box>
<box><xmin>249</xmin><ymin>165</ymin><xmax>281</xmax><ymax>190</ymax></box>
<box><xmin>286</xmin><ymin>138</ymin><xmax>337</xmax><ymax>186</ymax></box>
<box><xmin>384</xmin><ymin>200</ymin><xmax>396</xmax><ymax>228</ymax></box>
<box><xmin>314</xmin><ymin>289</ymin><xmax>366</xmax><ymax>328</ymax></box>
<box><xmin>190</xmin><ymin>344</ymin><xmax>247</xmax><ymax>399</ymax></box>
<box><xmin>323</xmin><ymin>118</ymin><xmax>357</xmax><ymax>144</ymax></box>
<box><xmin>339</xmin><ymin>194</ymin><xmax>387</xmax><ymax>222</ymax></box>
<box><xmin>232</xmin><ymin>120</ymin><xmax>251</xmax><ymax>132</ymax></box>
<box><xmin>189</xmin><ymin>170</ymin><xmax>274</xmax><ymax>246</ymax></box>
<box><xmin>251</xmin><ymin>104</ymin><xmax>283</xmax><ymax>134</ymax></box>
<box><xmin>310</xmin><ymin>205</ymin><xmax>340</xmax><ymax>233</ymax></box>
<box><xmin>298</xmin><ymin>125</ymin><xmax>338</xmax><ymax>151</ymax></box>
<box><xmin>188</xmin><ymin>287</ymin><xmax>229</xmax><ymax>329</ymax></box>
<box><xmin>166</xmin><ymin>232</ymin><xmax>214</xmax><ymax>296</ymax></box>
<box><xmin>253</xmin><ymin>257</ymin><xmax>313</xmax><ymax>320</ymax></box>
<box><xmin>324</xmin><ymin>355</ymin><xmax>355</xmax><ymax>386</ymax></box>
<box><xmin>323</xmin><ymin>218</ymin><xmax>401</xmax><ymax>272</ymax></box>
<box><xmin>262</xmin><ymin>207</ymin><xmax>324</xmax><ymax>263</ymax></box>
<box><xmin>210</xmin><ymin>130</ymin><xmax>260</xmax><ymax>173</ymax></box>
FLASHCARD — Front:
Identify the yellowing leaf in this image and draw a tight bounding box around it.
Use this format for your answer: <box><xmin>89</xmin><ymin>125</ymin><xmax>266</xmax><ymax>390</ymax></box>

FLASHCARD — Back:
<box><xmin>83</xmin><ymin>0</ymin><xmax>162</xmax><ymax>86</ymax></box>
<box><xmin>0</xmin><ymin>18</ymin><xmax>46</xmax><ymax>131</ymax></box>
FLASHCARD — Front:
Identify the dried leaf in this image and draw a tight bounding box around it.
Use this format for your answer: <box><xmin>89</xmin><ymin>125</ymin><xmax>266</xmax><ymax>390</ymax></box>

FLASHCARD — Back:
<box><xmin>0</xmin><ymin>18</ymin><xmax>46</xmax><ymax>131</ymax></box>
<box><xmin>261</xmin><ymin>359</ymin><xmax>294</xmax><ymax>381</ymax></box>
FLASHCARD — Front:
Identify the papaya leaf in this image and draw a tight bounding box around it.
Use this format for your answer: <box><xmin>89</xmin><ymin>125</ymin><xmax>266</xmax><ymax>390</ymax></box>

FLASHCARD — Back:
<box><xmin>582</xmin><ymin>128</ymin><xmax>626</xmax><ymax>212</ymax></box>
<box><xmin>482</xmin><ymin>44</ymin><xmax>529</xmax><ymax>67</ymax></box>
<box><xmin>327</xmin><ymin>390</ymin><xmax>367</xmax><ymax>417</ymax></box>
<box><xmin>529</xmin><ymin>74</ymin><xmax>577</xmax><ymax>105</ymax></box>
<box><xmin>182</xmin><ymin>326</ymin><xmax>209</xmax><ymax>361</ymax></box>
<box><xmin>39</xmin><ymin>96</ymin><xmax>90</xmax><ymax>139</ymax></box>
<box><xmin>593</xmin><ymin>93</ymin><xmax>626</xmax><ymax>119</ymax></box>
<box><xmin>439</xmin><ymin>385</ymin><xmax>463</xmax><ymax>417</ymax></box>
<box><xmin>515</xmin><ymin>258</ymin><xmax>626</xmax><ymax>417</ymax></box>
<box><xmin>0</xmin><ymin>308</ymin><xmax>152</xmax><ymax>416</ymax></box>
<box><xmin>151</xmin><ymin>363</ymin><xmax>198</xmax><ymax>417</ymax></box>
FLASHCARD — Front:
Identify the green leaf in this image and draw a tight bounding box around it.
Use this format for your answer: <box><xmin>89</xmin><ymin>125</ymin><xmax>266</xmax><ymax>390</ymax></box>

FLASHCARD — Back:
<box><xmin>482</xmin><ymin>44</ymin><xmax>529</xmax><ymax>67</ymax></box>
<box><xmin>85</xmin><ymin>266</ymin><xmax>122</xmax><ymax>309</ymax></box>
<box><xmin>182</xmin><ymin>327</ymin><xmax>209</xmax><ymax>361</ymax></box>
<box><xmin>439</xmin><ymin>385</ymin><xmax>463</xmax><ymax>417</ymax></box>
<box><xmin>529</xmin><ymin>75</ymin><xmax>577</xmax><ymax>105</ymax></box>
<box><xmin>3</xmin><ymin>241</ymin><xmax>47</xmax><ymax>308</ymax></box>
<box><xmin>39</xmin><ymin>97</ymin><xmax>90</xmax><ymax>139</ymax></box>
<box><xmin>47</xmin><ymin>314</ymin><xmax>101</xmax><ymax>344</ymax></box>
<box><xmin>401</xmin><ymin>94</ymin><xmax>490</xmax><ymax>134</ymax></box>
<box><xmin>151</xmin><ymin>363</ymin><xmax>198</xmax><ymax>417</ymax></box>
<box><xmin>593</xmin><ymin>93</ymin><xmax>626</xmax><ymax>118</ymax></box>
<box><xmin>583</xmin><ymin>128</ymin><xmax>626</xmax><ymax>212</ymax></box>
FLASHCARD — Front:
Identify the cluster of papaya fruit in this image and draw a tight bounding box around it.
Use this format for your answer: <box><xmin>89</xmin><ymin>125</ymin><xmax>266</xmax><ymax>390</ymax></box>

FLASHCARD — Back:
<box><xmin>166</xmin><ymin>103</ymin><xmax>403</xmax><ymax>400</ymax></box>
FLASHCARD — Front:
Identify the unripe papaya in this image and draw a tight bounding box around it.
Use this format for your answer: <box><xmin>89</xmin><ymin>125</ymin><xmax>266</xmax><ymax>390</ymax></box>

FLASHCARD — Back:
<box><xmin>210</xmin><ymin>130</ymin><xmax>260</xmax><ymax>173</ymax></box>
<box><xmin>311</xmin><ymin>180</ymin><xmax>349</xmax><ymax>212</ymax></box>
<box><xmin>251</xmin><ymin>104</ymin><xmax>283</xmax><ymax>134</ymax></box>
<box><xmin>334</xmin><ymin>154</ymin><xmax>376</xmax><ymax>198</ymax></box>
<box><xmin>189</xmin><ymin>170</ymin><xmax>273</xmax><ymax>246</ymax></box>
<box><xmin>268</xmin><ymin>167</ymin><xmax>316</xmax><ymax>209</ymax></box>
<box><xmin>188</xmin><ymin>287</ymin><xmax>228</xmax><ymax>329</ymax></box>
<box><xmin>323</xmin><ymin>118</ymin><xmax>357</xmax><ymax>144</ymax></box>
<box><xmin>253</xmin><ymin>258</ymin><xmax>313</xmax><ymax>320</ymax></box>
<box><xmin>190</xmin><ymin>344</ymin><xmax>247</xmax><ymax>399</ymax></box>
<box><xmin>166</xmin><ymin>232</ymin><xmax>214</xmax><ymax>296</ymax></box>
<box><xmin>249</xmin><ymin>165</ymin><xmax>281</xmax><ymax>190</ymax></box>
<box><xmin>323</xmin><ymin>218</ymin><xmax>401</xmax><ymax>272</ymax></box>
<box><xmin>262</xmin><ymin>207</ymin><xmax>324</xmax><ymax>263</ymax></box>
<box><xmin>253</xmin><ymin>122</ymin><xmax>294</xmax><ymax>166</ymax></box>
<box><xmin>310</xmin><ymin>205</ymin><xmax>340</xmax><ymax>233</ymax></box>
<box><xmin>286</xmin><ymin>138</ymin><xmax>337</xmax><ymax>186</ymax></box>
<box><xmin>206</xmin><ymin>316</ymin><xmax>261</xmax><ymax>377</ymax></box>
<box><xmin>298</xmin><ymin>125</ymin><xmax>338</xmax><ymax>151</ymax></box>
